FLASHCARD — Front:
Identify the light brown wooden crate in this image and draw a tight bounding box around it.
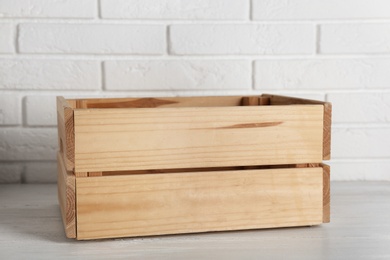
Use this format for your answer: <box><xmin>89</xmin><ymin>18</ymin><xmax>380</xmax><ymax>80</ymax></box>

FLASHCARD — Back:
<box><xmin>56</xmin><ymin>94</ymin><xmax>332</xmax><ymax>240</ymax></box>
<box><xmin>73</xmin><ymin>105</ymin><xmax>323</xmax><ymax>172</ymax></box>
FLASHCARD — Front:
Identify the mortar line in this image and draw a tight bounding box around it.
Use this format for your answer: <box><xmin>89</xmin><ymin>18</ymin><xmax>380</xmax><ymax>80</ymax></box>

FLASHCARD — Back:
<box><xmin>166</xmin><ymin>25</ymin><xmax>171</xmax><ymax>55</ymax></box>
<box><xmin>316</xmin><ymin>24</ymin><xmax>321</xmax><ymax>54</ymax></box>
<box><xmin>249</xmin><ymin>0</ymin><xmax>253</xmax><ymax>21</ymax></box>
<box><xmin>100</xmin><ymin>61</ymin><xmax>106</xmax><ymax>91</ymax></box>
<box><xmin>96</xmin><ymin>0</ymin><xmax>102</xmax><ymax>19</ymax></box>
<box><xmin>14</xmin><ymin>23</ymin><xmax>20</xmax><ymax>53</ymax></box>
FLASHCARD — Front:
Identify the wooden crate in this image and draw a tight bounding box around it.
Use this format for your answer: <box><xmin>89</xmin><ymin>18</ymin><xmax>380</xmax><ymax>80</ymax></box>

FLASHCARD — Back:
<box><xmin>57</xmin><ymin>94</ymin><xmax>331</xmax><ymax>240</ymax></box>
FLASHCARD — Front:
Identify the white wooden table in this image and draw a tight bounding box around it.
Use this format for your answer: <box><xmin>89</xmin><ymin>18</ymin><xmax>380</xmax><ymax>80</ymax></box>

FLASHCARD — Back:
<box><xmin>1</xmin><ymin>182</ymin><xmax>389</xmax><ymax>259</ymax></box>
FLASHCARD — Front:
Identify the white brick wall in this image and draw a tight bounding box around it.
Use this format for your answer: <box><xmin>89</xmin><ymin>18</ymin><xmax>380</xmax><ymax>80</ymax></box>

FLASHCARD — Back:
<box><xmin>0</xmin><ymin>23</ymin><xmax>14</xmax><ymax>53</ymax></box>
<box><xmin>252</xmin><ymin>0</ymin><xmax>390</xmax><ymax>20</ymax></box>
<box><xmin>0</xmin><ymin>93</ymin><xmax>21</xmax><ymax>125</ymax></box>
<box><xmin>0</xmin><ymin>60</ymin><xmax>101</xmax><ymax>90</ymax></box>
<box><xmin>1</xmin><ymin>0</ymin><xmax>390</xmax><ymax>183</ymax></box>
<box><xmin>333</xmin><ymin>128</ymin><xmax>390</xmax><ymax>158</ymax></box>
<box><xmin>0</xmin><ymin>0</ymin><xmax>97</xmax><ymax>18</ymax></box>
<box><xmin>19</xmin><ymin>24</ymin><xmax>166</xmax><ymax>54</ymax></box>
<box><xmin>170</xmin><ymin>24</ymin><xmax>315</xmax><ymax>55</ymax></box>
<box><xmin>25</xmin><ymin>95</ymin><xmax>57</xmax><ymax>126</ymax></box>
<box><xmin>255</xmin><ymin>58</ymin><xmax>390</xmax><ymax>89</ymax></box>
<box><xmin>320</xmin><ymin>24</ymin><xmax>390</xmax><ymax>54</ymax></box>
<box><xmin>0</xmin><ymin>163</ymin><xmax>23</xmax><ymax>183</ymax></box>
<box><xmin>0</xmin><ymin>128</ymin><xmax>57</xmax><ymax>161</ymax></box>
<box><xmin>329</xmin><ymin>93</ymin><xmax>390</xmax><ymax>123</ymax></box>
<box><xmin>100</xmin><ymin>0</ymin><xmax>249</xmax><ymax>20</ymax></box>
<box><xmin>105</xmin><ymin>60</ymin><xmax>251</xmax><ymax>90</ymax></box>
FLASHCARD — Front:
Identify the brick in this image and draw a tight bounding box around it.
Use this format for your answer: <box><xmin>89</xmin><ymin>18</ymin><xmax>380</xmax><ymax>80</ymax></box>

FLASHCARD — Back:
<box><xmin>320</xmin><ymin>23</ymin><xmax>390</xmax><ymax>54</ymax></box>
<box><xmin>105</xmin><ymin>60</ymin><xmax>251</xmax><ymax>90</ymax></box>
<box><xmin>25</xmin><ymin>161</ymin><xmax>57</xmax><ymax>183</ymax></box>
<box><xmin>0</xmin><ymin>23</ymin><xmax>14</xmax><ymax>53</ymax></box>
<box><xmin>0</xmin><ymin>60</ymin><xmax>100</xmax><ymax>90</ymax></box>
<box><xmin>252</xmin><ymin>0</ymin><xmax>390</xmax><ymax>20</ymax></box>
<box><xmin>25</xmin><ymin>96</ymin><xmax>57</xmax><ymax>126</ymax></box>
<box><xmin>170</xmin><ymin>24</ymin><xmax>315</xmax><ymax>55</ymax></box>
<box><xmin>255</xmin><ymin>59</ymin><xmax>390</xmax><ymax>90</ymax></box>
<box><xmin>0</xmin><ymin>163</ymin><xmax>23</xmax><ymax>184</ymax></box>
<box><xmin>0</xmin><ymin>0</ymin><xmax>96</xmax><ymax>18</ymax></box>
<box><xmin>332</xmin><ymin>128</ymin><xmax>390</xmax><ymax>158</ymax></box>
<box><xmin>330</xmin><ymin>161</ymin><xmax>390</xmax><ymax>181</ymax></box>
<box><xmin>101</xmin><ymin>0</ymin><xmax>249</xmax><ymax>20</ymax></box>
<box><xmin>19</xmin><ymin>24</ymin><xmax>165</xmax><ymax>54</ymax></box>
<box><xmin>328</xmin><ymin>93</ymin><xmax>390</xmax><ymax>123</ymax></box>
<box><xmin>0</xmin><ymin>93</ymin><xmax>21</xmax><ymax>125</ymax></box>
<box><xmin>0</xmin><ymin>128</ymin><xmax>57</xmax><ymax>161</ymax></box>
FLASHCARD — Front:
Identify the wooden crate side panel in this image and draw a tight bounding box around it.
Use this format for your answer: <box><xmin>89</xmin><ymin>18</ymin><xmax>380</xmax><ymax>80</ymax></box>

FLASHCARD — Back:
<box><xmin>322</xmin><ymin>163</ymin><xmax>331</xmax><ymax>223</ymax></box>
<box><xmin>57</xmin><ymin>153</ymin><xmax>76</xmax><ymax>238</ymax></box>
<box><xmin>261</xmin><ymin>94</ymin><xmax>332</xmax><ymax>160</ymax></box>
<box><xmin>68</xmin><ymin>96</ymin><xmax>245</xmax><ymax>109</ymax></box>
<box><xmin>57</xmin><ymin>97</ymin><xmax>75</xmax><ymax>171</ymax></box>
<box><xmin>74</xmin><ymin>105</ymin><xmax>323</xmax><ymax>172</ymax></box>
<box><xmin>322</xmin><ymin>103</ymin><xmax>332</xmax><ymax>160</ymax></box>
<box><xmin>76</xmin><ymin>167</ymin><xmax>323</xmax><ymax>240</ymax></box>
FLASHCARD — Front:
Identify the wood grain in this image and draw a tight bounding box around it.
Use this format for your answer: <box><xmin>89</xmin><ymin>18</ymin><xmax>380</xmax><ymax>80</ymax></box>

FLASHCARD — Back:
<box><xmin>259</xmin><ymin>96</ymin><xmax>270</xmax><ymax>105</ymax></box>
<box><xmin>73</xmin><ymin>105</ymin><xmax>324</xmax><ymax>172</ymax></box>
<box><xmin>75</xmin><ymin>172</ymin><xmax>88</xmax><ymax>177</ymax></box>
<box><xmin>57</xmin><ymin>97</ymin><xmax>75</xmax><ymax>171</ymax></box>
<box><xmin>242</xmin><ymin>96</ymin><xmax>259</xmax><ymax>106</ymax></box>
<box><xmin>261</xmin><ymin>94</ymin><xmax>332</xmax><ymax>161</ymax></box>
<box><xmin>76</xmin><ymin>167</ymin><xmax>323</xmax><ymax>240</ymax></box>
<box><xmin>88</xmin><ymin>172</ymin><xmax>102</xmax><ymax>177</ymax></box>
<box><xmin>322</xmin><ymin>103</ymin><xmax>332</xmax><ymax>160</ymax></box>
<box><xmin>69</xmin><ymin>96</ymin><xmax>244</xmax><ymax>109</ymax></box>
<box><xmin>322</xmin><ymin>163</ymin><xmax>331</xmax><ymax>223</ymax></box>
<box><xmin>57</xmin><ymin>152</ymin><xmax>76</xmax><ymax>238</ymax></box>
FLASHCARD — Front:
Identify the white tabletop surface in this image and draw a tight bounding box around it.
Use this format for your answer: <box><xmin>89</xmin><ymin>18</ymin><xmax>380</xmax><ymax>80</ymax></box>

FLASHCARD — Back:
<box><xmin>1</xmin><ymin>182</ymin><xmax>390</xmax><ymax>259</ymax></box>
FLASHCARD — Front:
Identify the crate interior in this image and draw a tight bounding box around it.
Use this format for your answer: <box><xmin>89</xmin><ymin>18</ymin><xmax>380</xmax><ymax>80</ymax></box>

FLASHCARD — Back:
<box><xmin>66</xmin><ymin>95</ymin><xmax>272</xmax><ymax>109</ymax></box>
<box><xmin>94</xmin><ymin>163</ymin><xmax>321</xmax><ymax>176</ymax></box>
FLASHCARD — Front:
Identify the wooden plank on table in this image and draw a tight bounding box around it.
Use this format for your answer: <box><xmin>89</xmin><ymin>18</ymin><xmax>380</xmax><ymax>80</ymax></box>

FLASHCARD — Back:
<box><xmin>68</xmin><ymin>96</ymin><xmax>245</xmax><ymax>109</ymax></box>
<box><xmin>57</xmin><ymin>97</ymin><xmax>75</xmax><ymax>171</ymax></box>
<box><xmin>261</xmin><ymin>94</ymin><xmax>332</xmax><ymax>160</ymax></box>
<box><xmin>73</xmin><ymin>105</ymin><xmax>324</xmax><ymax>172</ymax></box>
<box><xmin>57</xmin><ymin>152</ymin><xmax>76</xmax><ymax>238</ymax></box>
<box><xmin>76</xmin><ymin>167</ymin><xmax>323</xmax><ymax>240</ymax></box>
<box><xmin>322</xmin><ymin>163</ymin><xmax>331</xmax><ymax>223</ymax></box>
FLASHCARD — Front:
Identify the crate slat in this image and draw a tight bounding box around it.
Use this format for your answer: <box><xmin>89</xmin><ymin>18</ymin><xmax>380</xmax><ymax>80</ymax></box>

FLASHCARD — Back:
<box><xmin>76</xmin><ymin>167</ymin><xmax>323</xmax><ymax>240</ymax></box>
<box><xmin>74</xmin><ymin>105</ymin><xmax>323</xmax><ymax>172</ymax></box>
